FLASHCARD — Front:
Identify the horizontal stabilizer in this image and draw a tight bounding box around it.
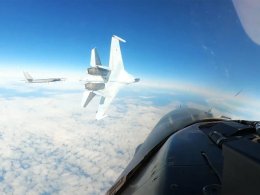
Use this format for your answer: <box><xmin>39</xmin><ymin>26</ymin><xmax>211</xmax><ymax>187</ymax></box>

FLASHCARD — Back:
<box><xmin>81</xmin><ymin>91</ymin><xmax>96</xmax><ymax>107</ymax></box>
<box><xmin>90</xmin><ymin>48</ymin><xmax>102</xmax><ymax>67</ymax></box>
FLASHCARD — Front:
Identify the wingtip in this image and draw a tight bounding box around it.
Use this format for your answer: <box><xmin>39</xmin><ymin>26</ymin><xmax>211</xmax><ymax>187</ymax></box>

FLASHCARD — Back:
<box><xmin>113</xmin><ymin>35</ymin><xmax>126</xmax><ymax>43</ymax></box>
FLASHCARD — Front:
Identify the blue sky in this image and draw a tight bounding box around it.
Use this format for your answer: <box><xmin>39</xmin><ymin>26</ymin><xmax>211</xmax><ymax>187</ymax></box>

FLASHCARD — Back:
<box><xmin>0</xmin><ymin>0</ymin><xmax>260</xmax><ymax>96</ymax></box>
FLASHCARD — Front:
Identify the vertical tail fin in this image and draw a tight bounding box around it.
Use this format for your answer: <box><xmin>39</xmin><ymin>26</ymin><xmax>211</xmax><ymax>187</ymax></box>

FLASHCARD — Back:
<box><xmin>23</xmin><ymin>72</ymin><xmax>33</xmax><ymax>82</ymax></box>
<box><xmin>90</xmin><ymin>48</ymin><xmax>102</xmax><ymax>67</ymax></box>
<box><xmin>109</xmin><ymin>35</ymin><xmax>126</xmax><ymax>71</ymax></box>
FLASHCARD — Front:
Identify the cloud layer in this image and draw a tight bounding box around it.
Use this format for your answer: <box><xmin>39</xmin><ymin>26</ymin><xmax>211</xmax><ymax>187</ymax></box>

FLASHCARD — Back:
<box><xmin>0</xmin><ymin>70</ymin><xmax>259</xmax><ymax>194</ymax></box>
<box><xmin>0</xmin><ymin>83</ymin><xmax>175</xmax><ymax>194</ymax></box>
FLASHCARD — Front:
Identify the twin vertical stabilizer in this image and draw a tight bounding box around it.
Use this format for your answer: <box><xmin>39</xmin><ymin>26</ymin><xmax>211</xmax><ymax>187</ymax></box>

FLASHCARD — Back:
<box><xmin>90</xmin><ymin>48</ymin><xmax>102</xmax><ymax>67</ymax></box>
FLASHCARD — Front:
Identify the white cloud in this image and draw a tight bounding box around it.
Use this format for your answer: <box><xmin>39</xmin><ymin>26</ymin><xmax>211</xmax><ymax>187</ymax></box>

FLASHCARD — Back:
<box><xmin>0</xmin><ymin>83</ymin><xmax>175</xmax><ymax>194</ymax></box>
<box><xmin>0</xmin><ymin>68</ymin><xmax>259</xmax><ymax>194</ymax></box>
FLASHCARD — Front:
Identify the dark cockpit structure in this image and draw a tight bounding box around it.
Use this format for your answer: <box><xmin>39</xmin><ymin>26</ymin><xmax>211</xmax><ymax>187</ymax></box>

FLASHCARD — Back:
<box><xmin>107</xmin><ymin>108</ymin><xmax>260</xmax><ymax>195</ymax></box>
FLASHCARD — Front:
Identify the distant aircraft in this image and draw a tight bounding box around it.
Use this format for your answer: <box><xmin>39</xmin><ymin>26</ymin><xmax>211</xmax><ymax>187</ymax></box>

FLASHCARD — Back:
<box><xmin>234</xmin><ymin>89</ymin><xmax>243</xmax><ymax>97</ymax></box>
<box><xmin>23</xmin><ymin>72</ymin><xmax>65</xmax><ymax>83</ymax></box>
<box><xmin>82</xmin><ymin>35</ymin><xmax>140</xmax><ymax>120</ymax></box>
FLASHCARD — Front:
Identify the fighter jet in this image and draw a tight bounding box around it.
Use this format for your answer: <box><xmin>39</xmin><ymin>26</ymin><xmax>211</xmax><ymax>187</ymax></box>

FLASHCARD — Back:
<box><xmin>23</xmin><ymin>72</ymin><xmax>65</xmax><ymax>83</ymax></box>
<box><xmin>82</xmin><ymin>35</ymin><xmax>140</xmax><ymax>120</ymax></box>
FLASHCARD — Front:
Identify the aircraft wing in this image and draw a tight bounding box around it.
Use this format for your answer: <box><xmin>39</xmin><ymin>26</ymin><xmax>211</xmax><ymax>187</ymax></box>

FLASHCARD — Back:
<box><xmin>109</xmin><ymin>35</ymin><xmax>126</xmax><ymax>71</ymax></box>
<box><xmin>95</xmin><ymin>82</ymin><xmax>122</xmax><ymax>120</ymax></box>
